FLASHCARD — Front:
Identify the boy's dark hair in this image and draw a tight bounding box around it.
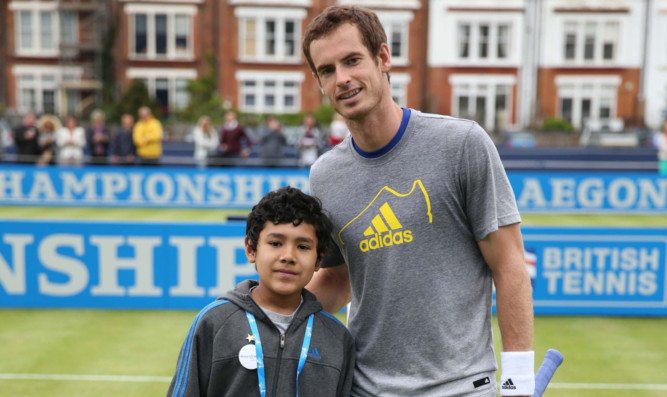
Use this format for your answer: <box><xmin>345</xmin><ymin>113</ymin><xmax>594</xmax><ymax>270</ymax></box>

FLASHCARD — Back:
<box><xmin>246</xmin><ymin>186</ymin><xmax>333</xmax><ymax>261</ymax></box>
<box><xmin>302</xmin><ymin>5</ymin><xmax>387</xmax><ymax>79</ymax></box>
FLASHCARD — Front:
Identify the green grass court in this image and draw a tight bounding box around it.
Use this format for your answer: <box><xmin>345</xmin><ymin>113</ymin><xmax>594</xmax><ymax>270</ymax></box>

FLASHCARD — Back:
<box><xmin>1</xmin><ymin>206</ymin><xmax>667</xmax><ymax>226</ymax></box>
<box><xmin>1</xmin><ymin>207</ymin><xmax>666</xmax><ymax>396</ymax></box>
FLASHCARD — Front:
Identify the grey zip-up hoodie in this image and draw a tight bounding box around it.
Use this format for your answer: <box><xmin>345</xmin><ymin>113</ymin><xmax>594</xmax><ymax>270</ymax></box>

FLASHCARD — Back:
<box><xmin>167</xmin><ymin>280</ymin><xmax>355</xmax><ymax>397</ymax></box>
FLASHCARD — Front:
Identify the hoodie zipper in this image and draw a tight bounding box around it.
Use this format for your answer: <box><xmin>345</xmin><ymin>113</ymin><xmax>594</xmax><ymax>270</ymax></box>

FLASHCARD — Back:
<box><xmin>247</xmin><ymin>292</ymin><xmax>307</xmax><ymax>397</ymax></box>
<box><xmin>269</xmin><ymin>309</ymin><xmax>308</xmax><ymax>396</ymax></box>
<box><xmin>270</xmin><ymin>333</ymin><xmax>286</xmax><ymax>396</ymax></box>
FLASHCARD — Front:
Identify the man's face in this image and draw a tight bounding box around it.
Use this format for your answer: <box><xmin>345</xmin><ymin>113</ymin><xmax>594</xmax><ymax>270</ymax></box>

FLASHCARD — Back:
<box><xmin>122</xmin><ymin>115</ymin><xmax>134</xmax><ymax>129</ymax></box>
<box><xmin>304</xmin><ymin>115</ymin><xmax>316</xmax><ymax>128</ymax></box>
<box><xmin>309</xmin><ymin>23</ymin><xmax>390</xmax><ymax>121</ymax></box>
<box><xmin>24</xmin><ymin>114</ymin><xmax>36</xmax><ymax>127</ymax></box>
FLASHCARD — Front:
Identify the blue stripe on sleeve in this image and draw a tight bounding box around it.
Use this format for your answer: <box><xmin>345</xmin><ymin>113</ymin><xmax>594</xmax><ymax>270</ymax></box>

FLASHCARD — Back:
<box><xmin>172</xmin><ymin>299</ymin><xmax>229</xmax><ymax>397</ymax></box>
<box><xmin>319</xmin><ymin>310</ymin><xmax>346</xmax><ymax>327</ymax></box>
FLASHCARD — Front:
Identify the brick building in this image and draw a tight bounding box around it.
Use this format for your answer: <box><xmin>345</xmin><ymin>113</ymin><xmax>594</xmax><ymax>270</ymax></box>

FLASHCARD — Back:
<box><xmin>2</xmin><ymin>0</ymin><xmax>666</xmax><ymax>131</ymax></box>
<box><xmin>5</xmin><ymin>0</ymin><xmax>107</xmax><ymax>117</ymax></box>
<box><xmin>536</xmin><ymin>0</ymin><xmax>645</xmax><ymax>130</ymax></box>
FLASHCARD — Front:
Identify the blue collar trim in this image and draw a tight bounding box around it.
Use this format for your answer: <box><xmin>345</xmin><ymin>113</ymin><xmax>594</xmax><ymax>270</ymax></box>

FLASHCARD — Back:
<box><xmin>352</xmin><ymin>108</ymin><xmax>411</xmax><ymax>158</ymax></box>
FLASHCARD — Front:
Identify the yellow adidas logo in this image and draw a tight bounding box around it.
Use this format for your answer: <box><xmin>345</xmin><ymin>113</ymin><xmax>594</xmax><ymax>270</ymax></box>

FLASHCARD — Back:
<box><xmin>359</xmin><ymin>202</ymin><xmax>413</xmax><ymax>252</ymax></box>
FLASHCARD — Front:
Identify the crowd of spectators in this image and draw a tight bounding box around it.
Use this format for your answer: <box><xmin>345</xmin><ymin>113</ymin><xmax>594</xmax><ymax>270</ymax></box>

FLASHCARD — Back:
<box><xmin>9</xmin><ymin>106</ymin><xmax>164</xmax><ymax>166</ymax></box>
<box><xmin>2</xmin><ymin>108</ymin><xmax>350</xmax><ymax>168</ymax></box>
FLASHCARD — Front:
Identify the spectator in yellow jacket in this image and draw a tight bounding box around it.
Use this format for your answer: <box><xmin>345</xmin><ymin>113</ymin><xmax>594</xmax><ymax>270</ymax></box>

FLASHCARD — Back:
<box><xmin>133</xmin><ymin>106</ymin><xmax>163</xmax><ymax>165</ymax></box>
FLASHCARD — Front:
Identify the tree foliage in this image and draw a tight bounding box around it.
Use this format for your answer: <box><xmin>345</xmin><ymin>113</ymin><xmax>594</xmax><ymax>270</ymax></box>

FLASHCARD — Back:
<box><xmin>178</xmin><ymin>55</ymin><xmax>225</xmax><ymax>123</ymax></box>
<box><xmin>101</xmin><ymin>80</ymin><xmax>161</xmax><ymax>123</ymax></box>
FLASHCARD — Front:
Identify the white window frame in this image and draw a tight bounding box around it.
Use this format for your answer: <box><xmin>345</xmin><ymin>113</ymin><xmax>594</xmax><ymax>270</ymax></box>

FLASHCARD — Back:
<box><xmin>126</xmin><ymin>68</ymin><xmax>196</xmax><ymax>112</ymax></box>
<box><xmin>455</xmin><ymin>20</ymin><xmax>513</xmax><ymax>63</ymax></box>
<box><xmin>555</xmin><ymin>75</ymin><xmax>621</xmax><ymax>128</ymax></box>
<box><xmin>125</xmin><ymin>4</ymin><xmax>196</xmax><ymax>60</ymax></box>
<box><xmin>449</xmin><ymin>74</ymin><xmax>516</xmax><ymax>131</ymax></box>
<box><xmin>496</xmin><ymin>23</ymin><xmax>510</xmax><ymax>60</ymax></box>
<box><xmin>235</xmin><ymin>7</ymin><xmax>305</xmax><ymax>64</ymax></box>
<box><xmin>12</xmin><ymin>65</ymin><xmax>84</xmax><ymax>114</ymax></box>
<box><xmin>10</xmin><ymin>1</ymin><xmax>76</xmax><ymax>57</ymax></box>
<box><xmin>390</xmin><ymin>73</ymin><xmax>411</xmax><ymax>107</ymax></box>
<box><xmin>662</xmin><ymin>14</ymin><xmax>667</xmax><ymax>65</ymax></box>
<box><xmin>40</xmin><ymin>11</ymin><xmax>55</xmax><ymax>51</ymax></box>
<box><xmin>376</xmin><ymin>11</ymin><xmax>414</xmax><ymax>67</ymax></box>
<box><xmin>229</xmin><ymin>0</ymin><xmax>310</xmax><ymax>5</ymax></box>
<box><xmin>561</xmin><ymin>18</ymin><xmax>621</xmax><ymax>64</ymax></box>
<box><xmin>563</xmin><ymin>21</ymin><xmax>578</xmax><ymax>60</ymax></box>
<box><xmin>236</xmin><ymin>70</ymin><xmax>304</xmax><ymax>113</ymax></box>
<box><xmin>457</xmin><ymin>23</ymin><xmax>471</xmax><ymax>59</ymax></box>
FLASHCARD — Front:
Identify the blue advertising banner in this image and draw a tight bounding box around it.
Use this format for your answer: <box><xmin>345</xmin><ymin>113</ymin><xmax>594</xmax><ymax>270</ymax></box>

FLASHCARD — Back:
<box><xmin>0</xmin><ymin>220</ymin><xmax>254</xmax><ymax>309</ymax></box>
<box><xmin>1</xmin><ymin>220</ymin><xmax>666</xmax><ymax>315</ymax></box>
<box><xmin>522</xmin><ymin>227</ymin><xmax>667</xmax><ymax>316</ymax></box>
<box><xmin>509</xmin><ymin>171</ymin><xmax>667</xmax><ymax>213</ymax></box>
<box><xmin>0</xmin><ymin>165</ymin><xmax>310</xmax><ymax>208</ymax></box>
<box><xmin>0</xmin><ymin>165</ymin><xmax>665</xmax><ymax>213</ymax></box>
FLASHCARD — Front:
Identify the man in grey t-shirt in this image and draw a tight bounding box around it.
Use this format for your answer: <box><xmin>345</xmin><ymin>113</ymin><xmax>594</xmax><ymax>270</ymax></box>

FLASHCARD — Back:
<box><xmin>302</xmin><ymin>6</ymin><xmax>535</xmax><ymax>397</ymax></box>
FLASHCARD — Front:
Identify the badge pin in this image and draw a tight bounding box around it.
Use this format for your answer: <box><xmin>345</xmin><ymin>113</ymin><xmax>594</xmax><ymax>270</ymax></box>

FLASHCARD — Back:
<box><xmin>239</xmin><ymin>344</ymin><xmax>257</xmax><ymax>370</ymax></box>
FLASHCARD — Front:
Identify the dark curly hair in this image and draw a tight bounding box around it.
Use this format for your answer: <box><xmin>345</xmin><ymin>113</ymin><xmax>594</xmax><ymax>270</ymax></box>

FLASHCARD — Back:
<box><xmin>246</xmin><ymin>186</ymin><xmax>333</xmax><ymax>261</ymax></box>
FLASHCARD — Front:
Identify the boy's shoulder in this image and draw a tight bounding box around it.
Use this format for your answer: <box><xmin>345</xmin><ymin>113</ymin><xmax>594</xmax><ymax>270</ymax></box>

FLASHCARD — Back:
<box><xmin>315</xmin><ymin>309</ymin><xmax>345</xmax><ymax>326</ymax></box>
<box><xmin>301</xmin><ymin>288</ymin><xmax>352</xmax><ymax>341</ymax></box>
<box><xmin>313</xmin><ymin>309</ymin><xmax>353</xmax><ymax>341</ymax></box>
<box><xmin>193</xmin><ymin>298</ymin><xmax>243</xmax><ymax>329</ymax></box>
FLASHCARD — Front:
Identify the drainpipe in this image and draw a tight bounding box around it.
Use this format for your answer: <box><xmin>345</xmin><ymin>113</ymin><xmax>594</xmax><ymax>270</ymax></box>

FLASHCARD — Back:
<box><xmin>638</xmin><ymin>0</ymin><xmax>650</xmax><ymax>127</ymax></box>
<box><xmin>420</xmin><ymin>0</ymin><xmax>430</xmax><ymax>111</ymax></box>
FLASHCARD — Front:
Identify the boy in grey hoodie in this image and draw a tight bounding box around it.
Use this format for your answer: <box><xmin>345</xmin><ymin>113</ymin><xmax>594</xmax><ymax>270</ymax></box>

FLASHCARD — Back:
<box><xmin>167</xmin><ymin>186</ymin><xmax>355</xmax><ymax>397</ymax></box>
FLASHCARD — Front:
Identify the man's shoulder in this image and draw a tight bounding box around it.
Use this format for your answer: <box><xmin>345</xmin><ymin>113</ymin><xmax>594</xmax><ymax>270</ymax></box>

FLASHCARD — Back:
<box><xmin>310</xmin><ymin>140</ymin><xmax>350</xmax><ymax>175</ymax></box>
<box><xmin>410</xmin><ymin>109</ymin><xmax>477</xmax><ymax>133</ymax></box>
<box><xmin>408</xmin><ymin>110</ymin><xmax>492</xmax><ymax>148</ymax></box>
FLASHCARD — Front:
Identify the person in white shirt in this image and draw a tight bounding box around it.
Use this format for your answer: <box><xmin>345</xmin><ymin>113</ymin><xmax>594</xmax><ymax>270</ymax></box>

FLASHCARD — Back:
<box><xmin>192</xmin><ymin>115</ymin><xmax>219</xmax><ymax>168</ymax></box>
<box><xmin>56</xmin><ymin>115</ymin><xmax>86</xmax><ymax>166</ymax></box>
<box><xmin>296</xmin><ymin>113</ymin><xmax>324</xmax><ymax>167</ymax></box>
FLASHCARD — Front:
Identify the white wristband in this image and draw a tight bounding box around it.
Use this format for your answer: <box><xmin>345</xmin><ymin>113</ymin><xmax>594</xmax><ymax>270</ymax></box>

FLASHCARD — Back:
<box><xmin>500</xmin><ymin>351</ymin><xmax>535</xmax><ymax>396</ymax></box>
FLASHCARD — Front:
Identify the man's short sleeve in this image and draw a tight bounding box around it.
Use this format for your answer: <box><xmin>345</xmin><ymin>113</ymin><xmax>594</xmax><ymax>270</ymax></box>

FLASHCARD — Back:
<box><xmin>321</xmin><ymin>237</ymin><xmax>345</xmax><ymax>268</ymax></box>
<box><xmin>461</xmin><ymin>123</ymin><xmax>521</xmax><ymax>241</ymax></box>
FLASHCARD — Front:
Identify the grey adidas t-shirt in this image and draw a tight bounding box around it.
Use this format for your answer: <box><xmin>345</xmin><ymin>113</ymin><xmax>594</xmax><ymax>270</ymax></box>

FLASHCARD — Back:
<box><xmin>309</xmin><ymin>110</ymin><xmax>521</xmax><ymax>397</ymax></box>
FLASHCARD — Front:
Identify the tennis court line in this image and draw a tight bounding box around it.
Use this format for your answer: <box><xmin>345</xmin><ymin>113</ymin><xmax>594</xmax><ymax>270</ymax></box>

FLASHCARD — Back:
<box><xmin>1</xmin><ymin>374</ymin><xmax>666</xmax><ymax>391</ymax></box>
<box><xmin>550</xmin><ymin>382</ymin><xmax>667</xmax><ymax>391</ymax></box>
<box><xmin>0</xmin><ymin>373</ymin><xmax>171</xmax><ymax>383</ymax></box>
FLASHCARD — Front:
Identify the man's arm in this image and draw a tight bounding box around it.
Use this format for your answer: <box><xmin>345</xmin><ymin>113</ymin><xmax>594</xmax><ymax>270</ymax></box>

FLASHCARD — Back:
<box><xmin>479</xmin><ymin>223</ymin><xmax>534</xmax><ymax>397</ymax></box>
<box><xmin>306</xmin><ymin>264</ymin><xmax>351</xmax><ymax>314</ymax></box>
<box><xmin>478</xmin><ymin>223</ymin><xmax>533</xmax><ymax>351</ymax></box>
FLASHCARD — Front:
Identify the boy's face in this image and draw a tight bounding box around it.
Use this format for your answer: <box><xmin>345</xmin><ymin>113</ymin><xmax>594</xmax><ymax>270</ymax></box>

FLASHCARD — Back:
<box><xmin>245</xmin><ymin>221</ymin><xmax>320</xmax><ymax>301</ymax></box>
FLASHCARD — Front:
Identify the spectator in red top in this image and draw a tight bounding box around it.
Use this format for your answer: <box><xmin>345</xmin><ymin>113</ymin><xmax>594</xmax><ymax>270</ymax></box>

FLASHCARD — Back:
<box><xmin>219</xmin><ymin>111</ymin><xmax>251</xmax><ymax>162</ymax></box>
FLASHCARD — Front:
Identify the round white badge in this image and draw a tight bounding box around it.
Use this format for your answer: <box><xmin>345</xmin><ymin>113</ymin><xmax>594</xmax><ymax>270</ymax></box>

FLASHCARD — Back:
<box><xmin>239</xmin><ymin>344</ymin><xmax>257</xmax><ymax>370</ymax></box>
